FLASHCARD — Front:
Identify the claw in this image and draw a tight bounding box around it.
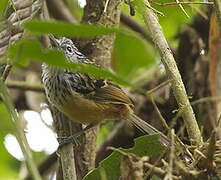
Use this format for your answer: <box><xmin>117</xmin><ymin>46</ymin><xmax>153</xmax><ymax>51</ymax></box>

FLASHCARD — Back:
<box><xmin>57</xmin><ymin>124</ymin><xmax>95</xmax><ymax>148</ymax></box>
<box><xmin>57</xmin><ymin>134</ymin><xmax>81</xmax><ymax>148</ymax></box>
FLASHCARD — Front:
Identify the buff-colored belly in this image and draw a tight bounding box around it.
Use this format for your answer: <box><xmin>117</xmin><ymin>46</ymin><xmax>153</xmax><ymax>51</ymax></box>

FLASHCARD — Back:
<box><xmin>57</xmin><ymin>95</ymin><xmax>129</xmax><ymax>125</ymax></box>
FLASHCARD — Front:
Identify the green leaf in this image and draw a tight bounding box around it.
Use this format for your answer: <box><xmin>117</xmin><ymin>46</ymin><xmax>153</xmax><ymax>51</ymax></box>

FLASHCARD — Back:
<box><xmin>84</xmin><ymin>134</ymin><xmax>165</xmax><ymax>180</ymax></box>
<box><xmin>114</xmin><ymin>31</ymin><xmax>155</xmax><ymax>80</ymax></box>
<box><xmin>24</xmin><ymin>20</ymin><xmax>155</xmax><ymax>82</ymax></box>
<box><xmin>0</xmin><ymin>102</ymin><xmax>14</xmax><ymax>133</ymax></box>
<box><xmin>0</xmin><ymin>0</ymin><xmax>7</xmax><ymax>17</ymax></box>
<box><xmin>84</xmin><ymin>151</ymin><xmax>121</xmax><ymax>180</ymax></box>
<box><xmin>0</xmin><ymin>134</ymin><xmax>20</xmax><ymax>179</ymax></box>
<box><xmin>132</xmin><ymin>0</ymin><xmax>196</xmax><ymax>42</ymax></box>
<box><xmin>8</xmin><ymin>40</ymin><xmax>144</xmax><ymax>92</ymax></box>
<box><xmin>131</xmin><ymin>0</ymin><xmax>147</xmax><ymax>15</ymax></box>
<box><xmin>0</xmin><ymin>102</ymin><xmax>11</xmax><ymax>122</ymax></box>
<box><xmin>97</xmin><ymin>122</ymin><xmax>114</xmax><ymax>146</ymax></box>
<box><xmin>24</xmin><ymin>20</ymin><xmax>118</xmax><ymax>37</ymax></box>
<box><xmin>125</xmin><ymin>134</ymin><xmax>165</xmax><ymax>156</ymax></box>
<box><xmin>0</xmin><ymin>91</ymin><xmax>20</xmax><ymax>178</ymax></box>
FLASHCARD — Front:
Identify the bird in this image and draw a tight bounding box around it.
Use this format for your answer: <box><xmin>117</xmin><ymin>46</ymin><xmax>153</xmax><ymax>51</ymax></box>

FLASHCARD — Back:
<box><xmin>42</xmin><ymin>36</ymin><xmax>169</xmax><ymax>146</ymax></box>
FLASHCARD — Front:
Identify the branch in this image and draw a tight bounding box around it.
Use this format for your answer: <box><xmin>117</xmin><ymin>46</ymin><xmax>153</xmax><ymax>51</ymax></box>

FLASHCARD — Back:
<box><xmin>50</xmin><ymin>108</ymin><xmax>78</xmax><ymax>180</ymax></box>
<box><xmin>80</xmin><ymin>0</ymin><xmax>122</xmax><ymax>171</ymax></box>
<box><xmin>141</xmin><ymin>1</ymin><xmax>202</xmax><ymax>145</ymax></box>
<box><xmin>82</xmin><ymin>0</ymin><xmax>122</xmax><ymax>67</ymax></box>
<box><xmin>1</xmin><ymin>64</ymin><xmax>12</xmax><ymax>81</ymax></box>
<box><xmin>213</xmin><ymin>0</ymin><xmax>221</xmax><ymax>37</ymax></box>
<box><xmin>120</xmin><ymin>13</ymin><xmax>152</xmax><ymax>43</ymax></box>
<box><xmin>41</xmin><ymin>2</ymin><xmax>78</xmax><ymax>179</ymax></box>
<box><xmin>6</xmin><ymin>80</ymin><xmax>44</xmax><ymax>92</ymax></box>
<box><xmin>45</xmin><ymin>0</ymin><xmax>77</xmax><ymax>23</ymax></box>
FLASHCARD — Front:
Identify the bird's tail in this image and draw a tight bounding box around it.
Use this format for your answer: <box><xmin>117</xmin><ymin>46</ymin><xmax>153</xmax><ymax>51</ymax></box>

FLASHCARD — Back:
<box><xmin>128</xmin><ymin>114</ymin><xmax>169</xmax><ymax>146</ymax></box>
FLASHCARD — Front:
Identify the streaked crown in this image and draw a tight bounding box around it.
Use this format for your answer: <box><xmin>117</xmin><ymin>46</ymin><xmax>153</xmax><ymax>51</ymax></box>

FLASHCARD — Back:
<box><xmin>49</xmin><ymin>36</ymin><xmax>88</xmax><ymax>63</ymax></box>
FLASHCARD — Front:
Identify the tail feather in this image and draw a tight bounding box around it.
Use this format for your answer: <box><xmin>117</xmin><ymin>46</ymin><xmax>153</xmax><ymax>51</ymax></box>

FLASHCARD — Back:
<box><xmin>128</xmin><ymin>114</ymin><xmax>169</xmax><ymax>146</ymax></box>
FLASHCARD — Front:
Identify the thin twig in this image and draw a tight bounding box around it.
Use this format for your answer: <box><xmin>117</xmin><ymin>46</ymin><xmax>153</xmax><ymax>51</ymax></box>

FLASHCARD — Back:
<box><xmin>200</xmin><ymin>131</ymin><xmax>216</xmax><ymax>170</ymax></box>
<box><xmin>147</xmin><ymin>79</ymin><xmax>171</xmax><ymax>95</ymax></box>
<box><xmin>151</xmin><ymin>95</ymin><xmax>169</xmax><ymax>131</ymax></box>
<box><xmin>170</xmin><ymin>96</ymin><xmax>221</xmax><ymax>129</ymax></box>
<box><xmin>145</xmin><ymin>150</ymin><xmax>168</xmax><ymax>178</ymax></box>
<box><xmin>146</xmin><ymin>4</ymin><xmax>164</xmax><ymax>16</ymax></box>
<box><xmin>1</xmin><ymin>64</ymin><xmax>12</xmax><ymax>81</ymax></box>
<box><xmin>104</xmin><ymin>0</ymin><xmax>110</xmax><ymax>13</ymax></box>
<box><xmin>217</xmin><ymin>114</ymin><xmax>221</xmax><ymax>135</ymax></box>
<box><xmin>164</xmin><ymin>129</ymin><xmax>175</xmax><ymax>180</ymax></box>
<box><xmin>6</xmin><ymin>80</ymin><xmax>44</xmax><ymax>92</ymax></box>
<box><xmin>175</xmin><ymin>160</ymin><xmax>200</xmax><ymax>177</ymax></box>
<box><xmin>144</xmin><ymin>159</ymin><xmax>179</xmax><ymax>180</ymax></box>
<box><xmin>151</xmin><ymin>1</ymin><xmax>213</xmax><ymax>6</ymax></box>
<box><xmin>191</xmin><ymin>96</ymin><xmax>221</xmax><ymax>106</ymax></box>
<box><xmin>107</xmin><ymin>147</ymin><xmax>179</xmax><ymax>179</ymax></box>
<box><xmin>150</xmin><ymin>95</ymin><xmax>194</xmax><ymax>163</ymax></box>
<box><xmin>189</xmin><ymin>5</ymin><xmax>208</xmax><ymax>20</ymax></box>
<box><xmin>176</xmin><ymin>0</ymin><xmax>190</xmax><ymax>18</ymax></box>
<box><xmin>151</xmin><ymin>95</ymin><xmax>194</xmax><ymax>161</ymax></box>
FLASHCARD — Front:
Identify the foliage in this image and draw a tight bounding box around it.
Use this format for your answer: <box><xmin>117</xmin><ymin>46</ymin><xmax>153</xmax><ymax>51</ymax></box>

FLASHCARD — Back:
<box><xmin>24</xmin><ymin>20</ymin><xmax>118</xmax><ymax>37</ymax></box>
<box><xmin>0</xmin><ymin>0</ymin><xmax>7</xmax><ymax>18</ymax></box>
<box><xmin>0</xmin><ymin>103</ymin><xmax>20</xmax><ymax>179</ymax></box>
<box><xmin>0</xmin><ymin>0</ymin><xmax>211</xmax><ymax>179</ymax></box>
<box><xmin>84</xmin><ymin>135</ymin><xmax>165</xmax><ymax>180</ymax></box>
<box><xmin>24</xmin><ymin>20</ymin><xmax>154</xmax><ymax>82</ymax></box>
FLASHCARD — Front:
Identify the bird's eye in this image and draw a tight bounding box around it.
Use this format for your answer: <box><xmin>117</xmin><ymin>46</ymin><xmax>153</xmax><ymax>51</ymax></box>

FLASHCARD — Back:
<box><xmin>66</xmin><ymin>46</ymin><xmax>72</xmax><ymax>53</ymax></box>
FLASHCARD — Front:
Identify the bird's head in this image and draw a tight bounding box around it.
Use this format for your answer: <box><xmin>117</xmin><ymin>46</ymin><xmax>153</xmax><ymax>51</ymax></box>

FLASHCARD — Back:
<box><xmin>49</xmin><ymin>36</ymin><xmax>87</xmax><ymax>63</ymax></box>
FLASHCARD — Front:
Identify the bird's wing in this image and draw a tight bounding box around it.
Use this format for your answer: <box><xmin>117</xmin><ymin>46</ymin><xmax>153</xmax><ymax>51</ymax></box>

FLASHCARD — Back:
<box><xmin>86</xmin><ymin>80</ymin><xmax>134</xmax><ymax>107</ymax></box>
<box><xmin>65</xmin><ymin>63</ymin><xmax>134</xmax><ymax>107</ymax></box>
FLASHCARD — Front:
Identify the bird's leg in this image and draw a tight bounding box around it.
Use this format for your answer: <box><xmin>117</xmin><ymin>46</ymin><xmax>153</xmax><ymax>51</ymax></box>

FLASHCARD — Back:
<box><xmin>57</xmin><ymin>124</ymin><xmax>95</xmax><ymax>148</ymax></box>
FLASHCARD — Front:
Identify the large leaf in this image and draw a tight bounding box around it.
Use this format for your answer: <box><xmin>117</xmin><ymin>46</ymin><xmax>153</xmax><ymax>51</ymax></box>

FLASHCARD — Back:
<box><xmin>132</xmin><ymin>0</ymin><xmax>197</xmax><ymax>42</ymax></box>
<box><xmin>114</xmin><ymin>31</ymin><xmax>155</xmax><ymax>79</ymax></box>
<box><xmin>0</xmin><ymin>102</ymin><xmax>14</xmax><ymax>133</ymax></box>
<box><xmin>24</xmin><ymin>20</ymin><xmax>118</xmax><ymax>37</ymax></box>
<box><xmin>0</xmin><ymin>97</ymin><xmax>20</xmax><ymax>179</ymax></box>
<box><xmin>8</xmin><ymin>40</ymin><xmax>144</xmax><ymax>92</ymax></box>
<box><xmin>84</xmin><ymin>134</ymin><xmax>165</xmax><ymax>180</ymax></box>
<box><xmin>0</xmin><ymin>134</ymin><xmax>20</xmax><ymax>179</ymax></box>
<box><xmin>24</xmin><ymin>20</ymin><xmax>156</xmax><ymax>81</ymax></box>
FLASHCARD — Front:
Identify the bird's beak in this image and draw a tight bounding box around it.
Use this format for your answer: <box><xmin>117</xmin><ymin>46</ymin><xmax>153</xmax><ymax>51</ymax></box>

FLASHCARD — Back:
<box><xmin>49</xmin><ymin>35</ymin><xmax>60</xmax><ymax>48</ymax></box>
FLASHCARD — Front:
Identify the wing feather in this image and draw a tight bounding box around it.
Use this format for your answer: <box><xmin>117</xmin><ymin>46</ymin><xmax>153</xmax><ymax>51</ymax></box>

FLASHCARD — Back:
<box><xmin>87</xmin><ymin>82</ymin><xmax>134</xmax><ymax>107</ymax></box>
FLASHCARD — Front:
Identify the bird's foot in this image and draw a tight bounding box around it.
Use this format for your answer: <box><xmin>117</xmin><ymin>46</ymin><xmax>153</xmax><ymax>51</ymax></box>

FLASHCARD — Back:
<box><xmin>57</xmin><ymin>124</ymin><xmax>95</xmax><ymax>148</ymax></box>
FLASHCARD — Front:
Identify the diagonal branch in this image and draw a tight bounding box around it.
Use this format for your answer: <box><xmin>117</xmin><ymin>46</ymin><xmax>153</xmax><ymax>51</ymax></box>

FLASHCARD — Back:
<box><xmin>140</xmin><ymin>0</ymin><xmax>202</xmax><ymax>145</ymax></box>
<box><xmin>213</xmin><ymin>0</ymin><xmax>221</xmax><ymax>37</ymax></box>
